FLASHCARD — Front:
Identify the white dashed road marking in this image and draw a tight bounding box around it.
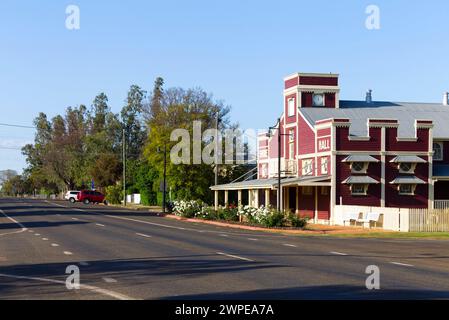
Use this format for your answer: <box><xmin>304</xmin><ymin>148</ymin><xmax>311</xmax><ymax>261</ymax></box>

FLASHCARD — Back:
<box><xmin>330</xmin><ymin>251</ymin><xmax>348</xmax><ymax>256</ymax></box>
<box><xmin>51</xmin><ymin>243</ymin><xmax>59</xmax><ymax>247</ymax></box>
<box><xmin>63</xmin><ymin>251</ymin><xmax>73</xmax><ymax>256</ymax></box>
<box><xmin>34</xmin><ymin>234</ymin><xmax>41</xmax><ymax>236</ymax></box>
<box><xmin>0</xmin><ymin>209</ymin><xmax>28</xmax><ymax>237</ymax></box>
<box><xmin>283</xmin><ymin>244</ymin><xmax>297</xmax><ymax>248</ymax></box>
<box><xmin>42</xmin><ymin>238</ymin><xmax>49</xmax><ymax>241</ymax></box>
<box><xmin>391</xmin><ymin>262</ymin><xmax>414</xmax><ymax>267</ymax></box>
<box><xmin>136</xmin><ymin>233</ymin><xmax>152</xmax><ymax>238</ymax></box>
<box><xmin>247</xmin><ymin>238</ymin><xmax>258</xmax><ymax>241</ymax></box>
<box><xmin>216</xmin><ymin>252</ymin><xmax>254</xmax><ymax>262</ymax></box>
<box><xmin>0</xmin><ymin>273</ymin><xmax>133</xmax><ymax>300</ymax></box>
<box><xmin>103</xmin><ymin>277</ymin><xmax>118</xmax><ymax>283</ymax></box>
<box><xmin>96</xmin><ymin>223</ymin><xmax>105</xmax><ymax>227</ymax></box>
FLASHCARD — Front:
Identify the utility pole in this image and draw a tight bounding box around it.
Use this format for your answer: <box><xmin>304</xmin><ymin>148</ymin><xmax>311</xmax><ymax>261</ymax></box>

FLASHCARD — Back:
<box><xmin>277</xmin><ymin>118</ymin><xmax>281</xmax><ymax>212</ymax></box>
<box><xmin>123</xmin><ymin>128</ymin><xmax>126</xmax><ymax>207</ymax></box>
<box><xmin>162</xmin><ymin>144</ymin><xmax>167</xmax><ymax>214</ymax></box>
<box><xmin>215</xmin><ymin>109</ymin><xmax>219</xmax><ymax>186</ymax></box>
<box><xmin>268</xmin><ymin>118</ymin><xmax>288</xmax><ymax>212</ymax></box>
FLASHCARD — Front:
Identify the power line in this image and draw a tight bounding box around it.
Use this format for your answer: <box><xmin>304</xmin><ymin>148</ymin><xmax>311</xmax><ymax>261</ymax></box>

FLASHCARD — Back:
<box><xmin>0</xmin><ymin>123</ymin><xmax>36</xmax><ymax>129</ymax></box>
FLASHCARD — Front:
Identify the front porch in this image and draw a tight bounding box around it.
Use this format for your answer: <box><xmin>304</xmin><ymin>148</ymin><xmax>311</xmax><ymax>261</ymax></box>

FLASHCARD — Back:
<box><xmin>210</xmin><ymin>176</ymin><xmax>332</xmax><ymax>223</ymax></box>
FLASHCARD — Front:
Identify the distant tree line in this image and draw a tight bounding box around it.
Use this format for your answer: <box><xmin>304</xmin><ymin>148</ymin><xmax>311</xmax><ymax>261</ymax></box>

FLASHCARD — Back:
<box><xmin>1</xmin><ymin>78</ymin><xmax>251</xmax><ymax>205</ymax></box>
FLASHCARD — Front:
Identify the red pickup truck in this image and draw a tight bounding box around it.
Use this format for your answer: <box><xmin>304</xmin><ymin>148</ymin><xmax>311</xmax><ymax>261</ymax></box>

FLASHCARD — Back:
<box><xmin>77</xmin><ymin>190</ymin><xmax>107</xmax><ymax>205</ymax></box>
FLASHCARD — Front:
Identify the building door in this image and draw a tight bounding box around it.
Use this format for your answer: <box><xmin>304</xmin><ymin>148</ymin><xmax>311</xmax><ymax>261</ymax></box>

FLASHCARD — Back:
<box><xmin>288</xmin><ymin>187</ymin><xmax>296</xmax><ymax>213</ymax></box>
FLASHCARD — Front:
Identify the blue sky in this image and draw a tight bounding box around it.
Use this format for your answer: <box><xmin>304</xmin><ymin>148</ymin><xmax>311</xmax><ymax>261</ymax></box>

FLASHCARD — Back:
<box><xmin>1</xmin><ymin>0</ymin><xmax>449</xmax><ymax>173</ymax></box>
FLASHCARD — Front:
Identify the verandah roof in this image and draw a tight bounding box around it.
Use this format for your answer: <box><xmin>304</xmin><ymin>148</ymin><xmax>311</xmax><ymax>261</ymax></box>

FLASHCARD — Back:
<box><xmin>210</xmin><ymin>176</ymin><xmax>331</xmax><ymax>191</ymax></box>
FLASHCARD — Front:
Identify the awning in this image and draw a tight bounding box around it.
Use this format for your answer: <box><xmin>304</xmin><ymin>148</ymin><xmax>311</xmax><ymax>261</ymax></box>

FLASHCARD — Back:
<box><xmin>281</xmin><ymin>175</ymin><xmax>331</xmax><ymax>187</ymax></box>
<box><xmin>390</xmin><ymin>155</ymin><xmax>426</xmax><ymax>163</ymax></box>
<box><xmin>210</xmin><ymin>175</ymin><xmax>332</xmax><ymax>191</ymax></box>
<box><xmin>390</xmin><ymin>176</ymin><xmax>426</xmax><ymax>184</ymax></box>
<box><xmin>342</xmin><ymin>176</ymin><xmax>379</xmax><ymax>184</ymax></box>
<box><xmin>342</xmin><ymin>155</ymin><xmax>379</xmax><ymax>163</ymax></box>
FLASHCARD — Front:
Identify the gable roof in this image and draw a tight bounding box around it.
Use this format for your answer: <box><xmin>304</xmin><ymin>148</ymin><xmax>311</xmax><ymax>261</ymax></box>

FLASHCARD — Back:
<box><xmin>299</xmin><ymin>101</ymin><xmax>449</xmax><ymax>138</ymax></box>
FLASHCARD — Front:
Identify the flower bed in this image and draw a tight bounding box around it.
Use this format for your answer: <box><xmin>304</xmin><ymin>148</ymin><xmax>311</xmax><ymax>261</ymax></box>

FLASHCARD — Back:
<box><xmin>171</xmin><ymin>200</ymin><xmax>308</xmax><ymax>229</ymax></box>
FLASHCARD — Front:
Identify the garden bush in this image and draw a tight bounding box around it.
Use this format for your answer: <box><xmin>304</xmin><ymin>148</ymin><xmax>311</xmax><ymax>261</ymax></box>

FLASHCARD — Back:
<box><xmin>105</xmin><ymin>184</ymin><xmax>123</xmax><ymax>205</ymax></box>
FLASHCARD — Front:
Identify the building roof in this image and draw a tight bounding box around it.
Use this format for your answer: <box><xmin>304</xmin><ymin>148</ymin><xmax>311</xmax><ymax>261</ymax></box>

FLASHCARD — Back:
<box><xmin>390</xmin><ymin>155</ymin><xmax>427</xmax><ymax>163</ymax></box>
<box><xmin>300</xmin><ymin>101</ymin><xmax>449</xmax><ymax>138</ymax></box>
<box><xmin>342</xmin><ymin>176</ymin><xmax>379</xmax><ymax>184</ymax></box>
<box><xmin>342</xmin><ymin>155</ymin><xmax>379</xmax><ymax>163</ymax></box>
<box><xmin>390</xmin><ymin>176</ymin><xmax>426</xmax><ymax>184</ymax></box>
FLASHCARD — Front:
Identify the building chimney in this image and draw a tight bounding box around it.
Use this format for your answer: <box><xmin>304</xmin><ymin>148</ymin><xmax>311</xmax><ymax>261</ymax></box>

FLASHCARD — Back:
<box><xmin>443</xmin><ymin>92</ymin><xmax>448</xmax><ymax>106</ymax></box>
<box><xmin>366</xmin><ymin>89</ymin><xmax>373</xmax><ymax>104</ymax></box>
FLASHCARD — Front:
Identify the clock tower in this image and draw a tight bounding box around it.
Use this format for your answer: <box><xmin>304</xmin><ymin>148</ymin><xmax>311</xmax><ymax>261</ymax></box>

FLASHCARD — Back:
<box><xmin>283</xmin><ymin>73</ymin><xmax>340</xmax><ymax>117</ymax></box>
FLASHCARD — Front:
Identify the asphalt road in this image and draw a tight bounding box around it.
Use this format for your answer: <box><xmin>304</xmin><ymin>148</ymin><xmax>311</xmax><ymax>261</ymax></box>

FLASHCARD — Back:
<box><xmin>1</xmin><ymin>197</ymin><xmax>449</xmax><ymax>300</ymax></box>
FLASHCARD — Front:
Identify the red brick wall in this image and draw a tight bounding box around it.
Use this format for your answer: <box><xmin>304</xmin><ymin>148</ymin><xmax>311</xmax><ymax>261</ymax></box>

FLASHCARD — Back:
<box><xmin>385</xmin><ymin>156</ymin><xmax>428</xmax><ymax>208</ymax></box>
<box><xmin>298</xmin><ymin>186</ymin><xmax>315</xmax><ymax>219</ymax></box>
<box><xmin>285</xmin><ymin>77</ymin><xmax>299</xmax><ymax>89</ymax></box>
<box><xmin>336</xmin><ymin>127</ymin><xmax>381</xmax><ymax>151</ymax></box>
<box><xmin>336</xmin><ymin>155</ymin><xmax>381</xmax><ymax>206</ymax></box>
<box><xmin>298</xmin><ymin>114</ymin><xmax>315</xmax><ymax>155</ymax></box>
<box><xmin>386</xmin><ymin>128</ymin><xmax>429</xmax><ymax>152</ymax></box>
<box><xmin>317</xmin><ymin>187</ymin><xmax>330</xmax><ymax>220</ymax></box>
<box><xmin>299</xmin><ymin>76</ymin><xmax>338</xmax><ymax>86</ymax></box>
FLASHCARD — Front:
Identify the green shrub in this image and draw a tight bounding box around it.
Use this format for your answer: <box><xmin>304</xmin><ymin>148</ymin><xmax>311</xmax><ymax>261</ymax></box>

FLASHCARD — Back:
<box><xmin>217</xmin><ymin>207</ymin><xmax>239</xmax><ymax>221</ymax></box>
<box><xmin>105</xmin><ymin>184</ymin><xmax>122</xmax><ymax>205</ymax></box>
<box><xmin>288</xmin><ymin>213</ymin><xmax>308</xmax><ymax>229</ymax></box>
<box><xmin>260</xmin><ymin>210</ymin><xmax>286</xmax><ymax>228</ymax></box>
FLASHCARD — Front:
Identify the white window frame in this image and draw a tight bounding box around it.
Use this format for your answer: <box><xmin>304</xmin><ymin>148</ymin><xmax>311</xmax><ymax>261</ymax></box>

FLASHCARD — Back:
<box><xmin>398</xmin><ymin>184</ymin><xmax>417</xmax><ymax>196</ymax></box>
<box><xmin>302</xmin><ymin>159</ymin><xmax>313</xmax><ymax>176</ymax></box>
<box><xmin>433</xmin><ymin>142</ymin><xmax>443</xmax><ymax>161</ymax></box>
<box><xmin>350</xmin><ymin>184</ymin><xmax>368</xmax><ymax>196</ymax></box>
<box><xmin>287</xmin><ymin>98</ymin><xmax>295</xmax><ymax>117</ymax></box>
<box><xmin>321</xmin><ymin>157</ymin><xmax>329</xmax><ymax>175</ymax></box>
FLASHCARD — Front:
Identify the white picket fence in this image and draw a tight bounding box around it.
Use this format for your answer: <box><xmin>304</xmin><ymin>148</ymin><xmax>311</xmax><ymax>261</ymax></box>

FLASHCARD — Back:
<box><xmin>409</xmin><ymin>208</ymin><xmax>449</xmax><ymax>232</ymax></box>
<box><xmin>335</xmin><ymin>205</ymin><xmax>449</xmax><ymax>232</ymax></box>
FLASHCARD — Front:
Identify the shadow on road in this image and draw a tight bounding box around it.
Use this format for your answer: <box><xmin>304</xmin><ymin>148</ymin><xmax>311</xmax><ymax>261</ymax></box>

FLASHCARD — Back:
<box><xmin>0</xmin><ymin>221</ymin><xmax>88</xmax><ymax>230</ymax></box>
<box><xmin>162</xmin><ymin>285</ymin><xmax>449</xmax><ymax>300</ymax></box>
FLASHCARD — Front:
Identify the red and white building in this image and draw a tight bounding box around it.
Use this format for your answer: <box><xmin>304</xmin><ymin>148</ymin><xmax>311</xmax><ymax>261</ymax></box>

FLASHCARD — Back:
<box><xmin>211</xmin><ymin>72</ymin><xmax>449</xmax><ymax>224</ymax></box>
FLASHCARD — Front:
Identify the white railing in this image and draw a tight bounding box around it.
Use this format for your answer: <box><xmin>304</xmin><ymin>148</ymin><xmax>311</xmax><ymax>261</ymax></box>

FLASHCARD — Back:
<box><xmin>434</xmin><ymin>200</ymin><xmax>449</xmax><ymax>210</ymax></box>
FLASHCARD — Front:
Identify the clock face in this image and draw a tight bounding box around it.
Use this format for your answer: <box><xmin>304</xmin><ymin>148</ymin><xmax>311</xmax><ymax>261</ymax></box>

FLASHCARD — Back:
<box><xmin>313</xmin><ymin>94</ymin><xmax>324</xmax><ymax>106</ymax></box>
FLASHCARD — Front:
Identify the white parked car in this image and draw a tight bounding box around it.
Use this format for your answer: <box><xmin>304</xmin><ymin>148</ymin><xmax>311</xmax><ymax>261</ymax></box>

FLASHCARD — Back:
<box><xmin>64</xmin><ymin>191</ymin><xmax>80</xmax><ymax>203</ymax></box>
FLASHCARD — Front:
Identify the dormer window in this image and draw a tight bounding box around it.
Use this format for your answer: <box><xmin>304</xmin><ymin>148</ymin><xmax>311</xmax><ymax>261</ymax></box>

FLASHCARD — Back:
<box><xmin>351</xmin><ymin>162</ymin><xmax>367</xmax><ymax>173</ymax></box>
<box><xmin>433</xmin><ymin>142</ymin><xmax>443</xmax><ymax>161</ymax></box>
<box><xmin>342</xmin><ymin>155</ymin><xmax>379</xmax><ymax>174</ymax></box>
<box><xmin>399</xmin><ymin>162</ymin><xmax>415</xmax><ymax>174</ymax></box>
<box><xmin>390</xmin><ymin>156</ymin><xmax>426</xmax><ymax>174</ymax></box>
